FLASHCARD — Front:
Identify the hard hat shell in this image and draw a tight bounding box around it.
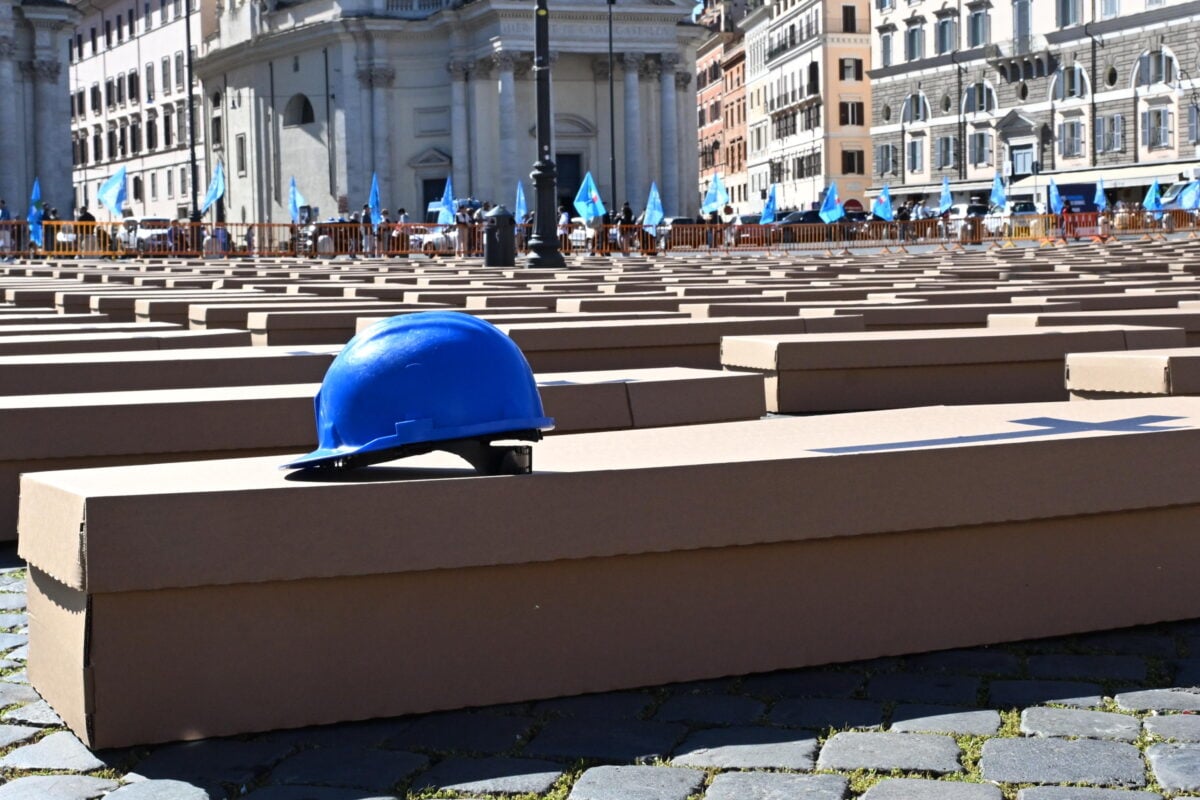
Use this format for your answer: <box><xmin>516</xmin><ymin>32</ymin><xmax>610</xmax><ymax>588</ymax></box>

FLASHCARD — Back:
<box><xmin>284</xmin><ymin>311</ymin><xmax>553</xmax><ymax>470</ymax></box>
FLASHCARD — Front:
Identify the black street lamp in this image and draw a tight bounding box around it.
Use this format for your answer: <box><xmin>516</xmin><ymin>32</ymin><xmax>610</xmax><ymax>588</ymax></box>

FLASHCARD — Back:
<box><xmin>526</xmin><ymin>0</ymin><xmax>565</xmax><ymax>267</ymax></box>
<box><xmin>607</xmin><ymin>0</ymin><xmax>617</xmax><ymax>216</ymax></box>
<box><xmin>184</xmin><ymin>0</ymin><xmax>200</xmax><ymax>222</ymax></box>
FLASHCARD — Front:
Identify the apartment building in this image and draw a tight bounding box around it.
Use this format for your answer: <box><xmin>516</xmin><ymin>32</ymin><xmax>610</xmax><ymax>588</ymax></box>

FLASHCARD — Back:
<box><xmin>68</xmin><ymin>0</ymin><xmax>205</xmax><ymax>220</ymax></box>
<box><xmin>868</xmin><ymin>0</ymin><xmax>1200</xmax><ymax>207</ymax></box>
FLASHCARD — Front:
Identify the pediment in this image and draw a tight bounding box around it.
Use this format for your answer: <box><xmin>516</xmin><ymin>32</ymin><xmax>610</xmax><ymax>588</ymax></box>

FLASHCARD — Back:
<box><xmin>408</xmin><ymin>147</ymin><xmax>452</xmax><ymax>168</ymax></box>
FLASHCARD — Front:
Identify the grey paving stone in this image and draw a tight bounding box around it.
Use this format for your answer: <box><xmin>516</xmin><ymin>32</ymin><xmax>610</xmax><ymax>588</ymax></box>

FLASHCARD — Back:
<box><xmin>0</xmin><ymin>575</ymin><xmax>25</xmax><ymax>592</ymax></box>
<box><xmin>868</xmin><ymin>674</ymin><xmax>980</xmax><ymax>705</ymax></box>
<box><xmin>1116</xmin><ymin>688</ymin><xmax>1200</xmax><ymax>713</ymax></box>
<box><xmin>4</xmin><ymin>669</ymin><xmax>27</xmax><ymax>683</ymax></box>
<box><xmin>1020</xmin><ymin>706</ymin><xmax>1141</xmax><ymax>741</ymax></box>
<box><xmin>988</xmin><ymin>680</ymin><xmax>1103</xmax><ymax>708</ymax></box>
<box><xmin>0</xmin><ymin>680</ymin><xmax>38</xmax><ymax>706</ymax></box>
<box><xmin>704</xmin><ymin>772</ymin><xmax>848</xmax><ymax>800</ymax></box>
<box><xmin>382</xmin><ymin>710</ymin><xmax>532</xmax><ymax>754</ymax></box>
<box><xmin>130</xmin><ymin>738</ymin><xmax>296</xmax><ymax>784</ymax></box>
<box><xmin>0</xmin><ymin>632</ymin><xmax>26</xmax><ymax>652</ymax></box>
<box><xmin>740</xmin><ymin>669</ymin><xmax>863</xmax><ymax>698</ymax></box>
<box><xmin>904</xmin><ymin>649</ymin><xmax>1022</xmax><ymax>676</ymax></box>
<box><xmin>890</xmin><ymin>705</ymin><xmax>1002</xmax><ymax>735</ymax></box>
<box><xmin>1074</xmin><ymin>630</ymin><xmax>1178</xmax><ymax>658</ymax></box>
<box><xmin>5</xmin><ymin>644</ymin><xmax>26</xmax><ymax>661</ymax></box>
<box><xmin>103</xmin><ymin>781</ymin><xmax>216</xmax><ymax>800</ymax></box>
<box><xmin>411</xmin><ymin>755</ymin><xmax>564</xmax><ymax>795</ymax></box>
<box><xmin>1147</xmin><ymin>742</ymin><xmax>1200</xmax><ymax>792</ymax></box>
<box><xmin>0</xmin><ymin>723</ymin><xmax>41</xmax><ymax>748</ymax></box>
<box><xmin>252</xmin><ymin>719</ymin><xmax>413</xmax><ymax>751</ymax></box>
<box><xmin>862</xmin><ymin>778</ymin><xmax>1002</xmax><ymax>799</ymax></box>
<box><xmin>653</xmin><ymin>693</ymin><xmax>764</xmax><ymax>725</ymax></box>
<box><xmin>1146</xmin><ymin>713</ymin><xmax>1200</xmax><ymax>741</ymax></box>
<box><xmin>0</xmin><ymin>614</ymin><xmax>25</xmax><ymax>630</ymax></box>
<box><xmin>0</xmin><ymin>776</ymin><xmax>118</xmax><ymax>800</ymax></box>
<box><xmin>0</xmin><ymin>658</ymin><xmax>16</xmax><ymax>670</ymax></box>
<box><xmin>0</xmin><ymin>594</ymin><xmax>25</xmax><ymax>611</ymax></box>
<box><xmin>567</xmin><ymin>765</ymin><xmax>704</xmax><ymax>800</ymax></box>
<box><xmin>1027</xmin><ymin>655</ymin><xmax>1147</xmax><ymax>682</ymax></box>
<box><xmin>269</xmin><ymin>746</ymin><xmax>427</xmax><ymax>791</ymax></box>
<box><xmin>243</xmin><ymin>788</ymin><xmax>396</xmax><ymax>800</ymax></box>
<box><xmin>979</xmin><ymin>738</ymin><xmax>1146</xmax><ymax>786</ymax></box>
<box><xmin>1173</xmin><ymin>658</ymin><xmax>1200</xmax><ymax>686</ymax></box>
<box><xmin>769</xmin><ymin>697</ymin><xmax>883</xmax><ymax>730</ymax></box>
<box><xmin>524</xmin><ymin>717</ymin><xmax>686</xmax><ymax>762</ymax></box>
<box><xmin>1017</xmin><ymin>789</ymin><xmax>1163</xmax><ymax>800</ymax></box>
<box><xmin>533</xmin><ymin>691</ymin><xmax>653</xmax><ymax>720</ymax></box>
<box><xmin>0</xmin><ymin>730</ymin><xmax>106</xmax><ymax>771</ymax></box>
<box><xmin>816</xmin><ymin>731</ymin><xmax>962</xmax><ymax>773</ymax></box>
<box><xmin>670</xmin><ymin>726</ymin><xmax>817</xmax><ymax>769</ymax></box>
<box><xmin>3</xmin><ymin>699</ymin><xmax>65</xmax><ymax>726</ymax></box>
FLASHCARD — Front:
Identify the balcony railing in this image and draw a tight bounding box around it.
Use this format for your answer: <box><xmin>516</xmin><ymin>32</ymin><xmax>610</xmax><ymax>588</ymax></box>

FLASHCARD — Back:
<box><xmin>985</xmin><ymin>33</ymin><xmax>1049</xmax><ymax>59</ymax></box>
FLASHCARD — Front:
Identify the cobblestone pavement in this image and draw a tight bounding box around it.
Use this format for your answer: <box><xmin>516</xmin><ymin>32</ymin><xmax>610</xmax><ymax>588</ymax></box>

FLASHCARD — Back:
<box><xmin>3</xmin><ymin>550</ymin><xmax>1200</xmax><ymax>800</ymax></box>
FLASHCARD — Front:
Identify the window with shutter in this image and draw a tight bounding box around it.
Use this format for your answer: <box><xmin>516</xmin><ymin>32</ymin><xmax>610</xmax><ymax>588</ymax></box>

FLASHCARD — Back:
<box><xmin>1112</xmin><ymin>114</ymin><xmax>1123</xmax><ymax>150</ymax></box>
<box><xmin>1190</xmin><ymin>104</ymin><xmax>1200</xmax><ymax>144</ymax></box>
<box><xmin>1096</xmin><ymin>116</ymin><xmax>1107</xmax><ymax>151</ymax></box>
<box><xmin>1141</xmin><ymin>110</ymin><xmax>1151</xmax><ymax>147</ymax></box>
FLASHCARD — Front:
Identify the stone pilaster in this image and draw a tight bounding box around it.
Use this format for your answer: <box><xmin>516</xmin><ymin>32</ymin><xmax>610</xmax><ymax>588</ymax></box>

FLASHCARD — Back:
<box><xmin>622</xmin><ymin>53</ymin><xmax>644</xmax><ymax>206</ymax></box>
<box><xmin>660</xmin><ymin>54</ymin><xmax>680</xmax><ymax>216</ymax></box>
<box><xmin>358</xmin><ymin>65</ymin><xmax>394</xmax><ymax>205</ymax></box>
<box><xmin>494</xmin><ymin>51</ymin><xmax>518</xmax><ymax>205</ymax></box>
<box><xmin>0</xmin><ymin>38</ymin><xmax>15</xmax><ymax>207</ymax></box>
<box><xmin>448</xmin><ymin>59</ymin><xmax>470</xmax><ymax>198</ymax></box>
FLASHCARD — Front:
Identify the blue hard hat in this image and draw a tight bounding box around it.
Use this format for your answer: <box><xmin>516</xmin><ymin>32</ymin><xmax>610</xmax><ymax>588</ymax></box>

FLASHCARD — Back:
<box><xmin>283</xmin><ymin>311</ymin><xmax>553</xmax><ymax>471</ymax></box>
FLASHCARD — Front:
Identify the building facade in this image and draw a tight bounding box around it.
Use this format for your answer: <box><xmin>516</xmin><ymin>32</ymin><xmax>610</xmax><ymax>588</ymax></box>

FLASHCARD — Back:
<box><xmin>193</xmin><ymin>0</ymin><xmax>703</xmax><ymax>226</ymax></box>
<box><xmin>1</xmin><ymin>0</ymin><xmax>78</xmax><ymax>216</ymax></box>
<box><xmin>869</xmin><ymin>0</ymin><xmax>1200</xmax><ymax>207</ymax></box>
<box><xmin>69</xmin><ymin>0</ymin><xmax>204</xmax><ymax>220</ymax></box>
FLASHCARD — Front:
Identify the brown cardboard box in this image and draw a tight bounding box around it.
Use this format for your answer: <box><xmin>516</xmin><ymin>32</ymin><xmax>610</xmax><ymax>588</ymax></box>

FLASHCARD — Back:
<box><xmin>1066</xmin><ymin>347</ymin><xmax>1200</xmax><ymax>398</ymax></box>
<box><xmin>0</xmin><ymin>329</ymin><xmax>251</xmax><ymax>356</ymax></box>
<box><xmin>989</xmin><ymin>309</ymin><xmax>1200</xmax><ymax>345</ymax></box>
<box><xmin>21</xmin><ymin>397</ymin><xmax>1200</xmax><ymax>748</ymax></box>
<box><xmin>722</xmin><ymin>325</ymin><xmax>1186</xmax><ymax>412</ymax></box>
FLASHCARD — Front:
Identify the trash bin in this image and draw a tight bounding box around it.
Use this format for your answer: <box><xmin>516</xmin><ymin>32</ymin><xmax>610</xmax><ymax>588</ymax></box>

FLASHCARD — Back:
<box><xmin>483</xmin><ymin>205</ymin><xmax>516</xmax><ymax>267</ymax></box>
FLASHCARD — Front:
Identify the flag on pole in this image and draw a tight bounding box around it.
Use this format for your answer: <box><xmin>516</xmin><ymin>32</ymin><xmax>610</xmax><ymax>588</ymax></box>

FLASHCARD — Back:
<box><xmin>1048</xmin><ymin>178</ymin><xmax>1064</xmax><ymax>216</ymax></box>
<box><xmin>26</xmin><ymin>178</ymin><xmax>43</xmax><ymax>248</ymax></box>
<box><xmin>691</xmin><ymin>0</ymin><xmax>705</xmax><ymax>22</ymax></box>
<box><xmin>199</xmin><ymin>160</ymin><xmax>225</xmax><ymax>214</ymax></box>
<box><xmin>989</xmin><ymin>173</ymin><xmax>1007</xmax><ymax>212</ymax></box>
<box><xmin>701</xmin><ymin>173</ymin><xmax>730</xmax><ymax>214</ymax></box>
<box><xmin>871</xmin><ymin>184</ymin><xmax>894</xmax><ymax>222</ymax></box>
<box><xmin>819</xmin><ymin>181</ymin><xmax>845</xmax><ymax>224</ymax></box>
<box><xmin>1180</xmin><ymin>180</ymin><xmax>1200</xmax><ymax>211</ymax></box>
<box><xmin>368</xmin><ymin>172</ymin><xmax>382</xmax><ymax>227</ymax></box>
<box><xmin>643</xmin><ymin>181</ymin><xmax>665</xmax><ymax>231</ymax></box>
<box><xmin>515</xmin><ymin>181</ymin><xmax>528</xmax><ymax>221</ymax></box>
<box><xmin>289</xmin><ymin>177</ymin><xmax>307</xmax><ymax>224</ymax></box>
<box><xmin>760</xmin><ymin>184</ymin><xmax>778</xmax><ymax>224</ymax></box>
<box><xmin>939</xmin><ymin>175</ymin><xmax>953</xmax><ymax>215</ymax></box>
<box><xmin>97</xmin><ymin>167</ymin><xmax>128</xmax><ymax>218</ymax></box>
<box><xmin>1093</xmin><ymin>178</ymin><xmax>1108</xmax><ymax>213</ymax></box>
<box><xmin>436</xmin><ymin>176</ymin><xmax>455</xmax><ymax>225</ymax></box>
<box><xmin>573</xmin><ymin>171</ymin><xmax>606</xmax><ymax>221</ymax></box>
<box><xmin>1144</xmin><ymin>178</ymin><xmax>1163</xmax><ymax>219</ymax></box>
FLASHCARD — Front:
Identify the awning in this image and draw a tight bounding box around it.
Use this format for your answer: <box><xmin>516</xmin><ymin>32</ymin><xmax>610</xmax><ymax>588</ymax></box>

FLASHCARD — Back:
<box><xmin>865</xmin><ymin>179</ymin><xmax>994</xmax><ymax>198</ymax></box>
<box><xmin>1010</xmin><ymin>161</ymin><xmax>1200</xmax><ymax>192</ymax></box>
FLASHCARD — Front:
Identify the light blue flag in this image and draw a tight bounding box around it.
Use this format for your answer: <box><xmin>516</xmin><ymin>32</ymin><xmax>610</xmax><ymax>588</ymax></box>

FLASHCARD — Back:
<box><xmin>643</xmin><ymin>181</ymin><xmax>665</xmax><ymax>231</ymax></box>
<box><xmin>1144</xmin><ymin>179</ymin><xmax>1163</xmax><ymax>219</ymax></box>
<box><xmin>199</xmin><ymin>160</ymin><xmax>225</xmax><ymax>214</ymax></box>
<box><xmin>989</xmin><ymin>173</ymin><xmax>1007</xmax><ymax>212</ymax></box>
<box><xmin>97</xmin><ymin>167</ymin><xmax>127</xmax><ymax>218</ymax></box>
<box><xmin>1094</xmin><ymin>178</ymin><xmax>1108</xmax><ymax>213</ymax></box>
<box><xmin>1180</xmin><ymin>180</ymin><xmax>1200</xmax><ymax>211</ymax></box>
<box><xmin>289</xmin><ymin>177</ymin><xmax>306</xmax><ymax>224</ymax></box>
<box><xmin>701</xmin><ymin>173</ymin><xmax>730</xmax><ymax>214</ymax></box>
<box><xmin>437</xmin><ymin>176</ymin><xmax>455</xmax><ymax>225</ymax></box>
<box><xmin>691</xmin><ymin>0</ymin><xmax>705</xmax><ymax>22</ymax></box>
<box><xmin>819</xmin><ymin>181</ymin><xmax>845</xmax><ymax>224</ymax></box>
<box><xmin>368</xmin><ymin>172</ymin><xmax>382</xmax><ymax>227</ymax></box>
<box><xmin>760</xmin><ymin>184</ymin><xmax>778</xmax><ymax>225</ymax></box>
<box><xmin>1048</xmin><ymin>178</ymin><xmax>1064</xmax><ymax>216</ymax></box>
<box><xmin>939</xmin><ymin>176</ymin><xmax>953</xmax><ymax>215</ymax></box>
<box><xmin>515</xmin><ymin>181</ymin><xmax>528</xmax><ymax>221</ymax></box>
<box><xmin>573</xmin><ymin>171</ymin><xmax>606</xmax><ymax>221</ymax></box>
<box><xmin>871</xmin><ymin>184</ymin><xmax>894</xmax><ymax>222</ymax></box>
<box><xmin>26</xmin><ymin>178</ymin><xmax>42</xmax><ymax>248</ymax></box>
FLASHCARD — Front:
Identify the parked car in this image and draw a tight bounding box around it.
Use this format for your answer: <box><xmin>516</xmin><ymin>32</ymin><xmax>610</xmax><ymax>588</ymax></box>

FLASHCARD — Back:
<box><xmin>944</xmin><ymin>203</ymin><xmax>990</xmax><ymax>237</ymax></box>
<box><xmin>996</xmin><ymin>200</ymin><xmax>1044</xmax><ymax>237</ymax></box>
<box><xmin>656</xmin><ymin>217</ymin><xmax>701</xmax><ymax>249</ymax></box>
<box><xmin>115</xmin><ymin>216</ymin><xmax>174</xmax><ymax>255</ymax></box>
<box><xmin>729</xmin><ymin>213</ymin><xmax>762</xmax><ymax>245</ymax></box>
<box><xmin>772</xmin><ymin>210</ymin><xmax>826</xmax><ymax>243</ymax></box>
<box><xmin>408</xmin><ymin>225</ymin><xmax>456</xmax><ymax>257</ymax></box>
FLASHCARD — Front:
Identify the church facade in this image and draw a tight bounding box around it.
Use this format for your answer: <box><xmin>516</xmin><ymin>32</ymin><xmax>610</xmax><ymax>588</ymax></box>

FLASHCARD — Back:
<box><xmin>195</xmin><ymin>0</ymin><xmax>704</xmax><ymax>224</ymax></box>
<box><xmin>1</xmin><ymin>0</ymin><xmax>78</xmax><ymax>215</ymax></box>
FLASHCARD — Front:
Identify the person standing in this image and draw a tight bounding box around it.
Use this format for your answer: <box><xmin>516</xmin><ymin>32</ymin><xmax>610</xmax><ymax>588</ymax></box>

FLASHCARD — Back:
<box><xmin>455</xmin><ymin>204</ymin><xmax>471</xmax><ymax>256</ymax></box>
<box><xmin>393</xmin><ymin>208</ymin><xmax>410</xmax><ymax>258</ymax></box>
<box><xmin>557</xmin><ymin>204</ymin><xmax>572</xmax><ymax>254</ymax></box>
<box><xmin>0</xmin><ymin>200</ymin><xmax>12</xmax><ymax>260</ymax></box>
<box><xmin>619</xmin><ymin>202</ymin><xmax>635</xmax><ymax>254</ymax></box>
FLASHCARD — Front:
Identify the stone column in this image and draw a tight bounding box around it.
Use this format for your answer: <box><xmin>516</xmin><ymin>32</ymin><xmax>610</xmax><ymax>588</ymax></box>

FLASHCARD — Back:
<box><xmin>660</xmin><ymin>54</ymin><xmax>679</xmax><ymax>216</ymax></box>
<box><xmin>494</xmin><ymin>51</ymin><xmax>518</xmax><ymax>205</ymax></box>
<box><xmin>357</xmin><ymin>64</ymin><xmax>395</xmax><ymax>205</ymax></box>
<box><xmin>676</xmin><ymin>70</ymin><xmax>694</xmax><ymax>216</ymax></box>
<box><xmin>448</xmin><ymin>60</ymin><xmax>470</xmax><ymax>197</ymax></box>
<box><xmin>31</xmin><ymin>58</ymin><xmax>64</xmax><ymax>208</ymax></box>
<box><xmin>0</xmin><ymin>38</ymin><xmax>15</xmax><ymax>206</ymax></box>
<box><xmin>622</xmin><ymin>53</ymin><xmax>643</xmax><ymax>206</ymax></box>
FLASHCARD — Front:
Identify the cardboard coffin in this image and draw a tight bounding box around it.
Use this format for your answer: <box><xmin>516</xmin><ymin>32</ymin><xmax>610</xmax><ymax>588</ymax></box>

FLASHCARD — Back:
<box><xmin>721</xmin><ymin>325</ymin><xmax>1186</xmax><ymax>413</ymax></box>
<box><xmin>989</xmin><ymin>309</ymin><xmax>1200</xmax><ymax>346</ymax></box>
<box><xmin>21</xmin><ymin>397</ymin><xmax>1200</xmax><ymax>748</ymax></box>
<box><xmin>0</xmin><ymin>329</ymin><xmax>251</xmax><ymax>356</ymax></box>
<box><xmin>1066</xmin><ymin>347</ymin><xmax>1200</xmax><ymax>399</ymax></box>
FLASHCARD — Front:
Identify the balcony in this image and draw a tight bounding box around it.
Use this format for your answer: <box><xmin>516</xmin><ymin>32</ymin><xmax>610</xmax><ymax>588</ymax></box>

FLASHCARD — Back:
<box><xmin>985</xmin><ymin>34</ymin><xmax>1056</xmax><ymax>80</ymax></box>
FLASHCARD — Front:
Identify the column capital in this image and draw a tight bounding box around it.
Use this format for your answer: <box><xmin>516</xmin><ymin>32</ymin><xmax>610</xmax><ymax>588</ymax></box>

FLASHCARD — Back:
<box><xmin>591</xmin><ymin>56</ymin><xmax>611</xmax><ymax>80</ymax></box>
<box><xmin>621</xmin><ymin>52</ymin><xmax>645</xmax><ymax>72</ymax></box>
<box><xmin>357</xmin><ymin>65</ymin><xmax>395</xmax><ymax>88</ymax></box>
<box><xmin>447</xmin><ymin>59</ymin><xmax>471</xmax><ymax>80</ymax></box>
<box><xmin>492</xmin><ymin>50</ymin><xmax>517</xmax><ymax>72</ymax></box>
<box><xmin>675</xmin><ymin>70</ymin><xmax>692</xmax><ymax>90</ymax></box>
<box><xmin>0</xmin><ymin>37</ymin><xmax>15</xmax><ymax>60</ymax></box>
<box><xmin>21</xmin><ymin>59</ymin><xmax>61</xmax><ymax>83</ymax></box>
<box><xmin>641</xmin><ymin>58</ymin><xmax>661</xmax><ymax>80</ymax></box>
<box><xmin>661</xmin><ymin>53</ymin><xmax>681</xmax><ymax>72</ymax></box>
